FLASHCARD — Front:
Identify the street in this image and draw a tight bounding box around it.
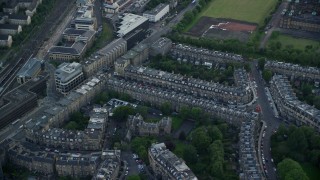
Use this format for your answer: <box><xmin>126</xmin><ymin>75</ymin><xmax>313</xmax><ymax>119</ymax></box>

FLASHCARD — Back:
<box><xmin>251</xmin><ymin>61</ymin><xmax>282</xmax><ymax>180</ymax></box>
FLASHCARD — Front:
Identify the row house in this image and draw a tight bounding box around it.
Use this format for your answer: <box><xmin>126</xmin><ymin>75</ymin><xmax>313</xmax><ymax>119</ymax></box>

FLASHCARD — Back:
<box><xmin>2</xmin><ymin>141</ymin><xmax>121</xmax><ymax>178</ymax></box>
<box><xmin>6</xmin><ymin>141</ymin><xmax>55</xmax><ymax>175</ymax></box>
<box><xmin>279</xmin><ymin>1</ymin><xmax>320</xmax><ymax>33</ymax></box>
<box><xmin>148</xmin><ymin>143</ymin><xmax>198</xmax><ymax>180</ymax></box>
<box><xmin>55</xmin><ymin>152</ymin><xmax>101</xmax><ymax>178</ymax></box>
<box><xmin>106</xmin><ymin>77</ymin><xmax>259</xmax><ymax>126</ymax></box>
<box><xmin>270</xmin><ymin>75</ymin><xmax>320</xmax><ymax>132</ymax></box>
<box><xmin>8</xmin><ymin>14</ymin><xmax>31</xmax><ymax>25</ymax></box>
<box><xmin>170</xmin><ymin>43</ymin><xmax>244</xmax><ymax>67</ymax></box>
<box><xmin>265</xmin><ymin>61</ymin><xmax>320</xmax><ymax>82</ymax></box>
<box><xmin>3</xmin><ymin>0</ymin><xmax>42</xmax><ymax>15</ymax></box>
<box><xmin>25</xmin><ymin>107</ymin><xmax>108</xmax><ymax>151</ymax></box>
<box><xmin>0</xmin><ymin>34</ymin><xmax>12</xmax><ymax>47</ymax></box>
<box><xmin>82</xmin><ymin>38</ymin><xmax>127</xmax><ymax>77</ymax></box>
<box><xmin>121</xmin><ymin>65</ymin><xmax>253</xmax><ymax>104</ymax></box>
<box><xmin>22</xmin><ymin>74</ymin><xmax>107</xmax><ymax>145</ymax></box>
<box><xmin>239</xmin><ymin>119</ymin><xmax>263</xmax><ymax>180</ymax></box>
<box><xmin>0</xmin><ymin>24</ymin><xmax>22</xmax><ymax>35</ymax></box>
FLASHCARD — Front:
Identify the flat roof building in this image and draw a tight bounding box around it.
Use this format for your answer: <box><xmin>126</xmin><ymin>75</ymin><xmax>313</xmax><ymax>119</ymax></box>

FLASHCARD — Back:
<box><xmin>16</xmin><ymin>57</ymin><xmax>42</xmax><ymax>84</ymax></box>
<box><xmin>55</xmin><ymin>62</ymin><xmax>85</xmax><ymax>95</ymax></box>
<box><xmin>117</xmin><ymin>13</ymin><xmax>148</xmax><ymax>37</ymax></box>
<box><xmin>143</xmin><ymin>3</ymin><xmax>169</xmax><ymax>22</ymax></box>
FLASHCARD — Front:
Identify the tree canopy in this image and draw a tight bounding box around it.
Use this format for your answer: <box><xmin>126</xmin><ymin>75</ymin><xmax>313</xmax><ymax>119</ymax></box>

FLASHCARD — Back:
<box><xmin>277</xmin><ymin>158</ymin><xmax>309</xmax><ymax>180</ymax></box>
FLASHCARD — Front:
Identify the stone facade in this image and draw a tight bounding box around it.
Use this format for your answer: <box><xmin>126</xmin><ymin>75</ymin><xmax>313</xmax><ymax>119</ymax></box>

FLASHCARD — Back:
<box><xmin>149</xmin><ymin>143</ymin><xmax>197</xmax><ymax>180</ymax></box>
<box><xmin>270</xmin><ymin>75</ymin><xmax>320</xmax><ymax>132</ymax></box>
<box><xmin>127</xmin><ymin>114</ymin><xmax>172</xmax><ymax>137</ymax></box>
<box><xmin>106</xmin><ymin>77</ymin><xmax>259</xmax><ymax>126</ymax></box>
<box><xmin>122</xmin><ymin>66</ymin><xmax>253</xmax><ymax>104</ymax></box>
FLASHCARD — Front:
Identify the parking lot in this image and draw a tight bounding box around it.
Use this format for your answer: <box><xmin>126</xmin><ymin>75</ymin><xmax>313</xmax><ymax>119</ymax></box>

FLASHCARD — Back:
<box><xmin>121</xmin><ymin>151</ymin><xmax>147</xmax><ymax>178</ymax></box>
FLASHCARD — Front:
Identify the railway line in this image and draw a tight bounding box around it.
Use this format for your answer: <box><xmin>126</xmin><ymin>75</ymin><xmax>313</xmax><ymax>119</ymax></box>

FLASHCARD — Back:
<box><xmin>0</xmin><ymin>0</ymin><xmax>75</xmax><ymax>97</ymax></box>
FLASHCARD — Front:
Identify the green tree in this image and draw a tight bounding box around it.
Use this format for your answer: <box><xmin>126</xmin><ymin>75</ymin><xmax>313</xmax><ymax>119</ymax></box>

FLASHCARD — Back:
<box><xmin>190</xmin><ymin>127</ymin><xmax>212</xmax><ymax>154</ymax></box>
<box><xmin>179</xmin><ymin>105</ymin><xmax>190</xmax><ymax>120</ymax></box>
<box><xmin>127</xmin><ymin>175</ymin><xmax>141</xmax><ymax>180</ymax></box>
<box><xmin>160</xmin><ymin>102</ymin><xmax>172</xmax><ymax>116</ymax></box>
<box><xmin>190</xmin><ymin>107</ymin><xmax>202</xmax><ymax>120</ymax></box>
<box><xmin>183</xmin><ymin>145</ymin><xmax>198</xmax><ymax>164</ymax></box>
<box><xmin>277</xmin><ymin>158</ymin><xmax>309</xmax><ymax>180</ymax></box>
<box><xmin>207</xmin><ymin>126</ymin><xmax>223</xmax><ymax>141</ymax></box>
<box><xmin>112</xmin><ymin>106</ymin><xmax>136</xmax><ymax>121</ymax></box>
<box><xmin>287</xmin><ymin>128</ymin><xmax>308</xmax><ymax>153</ymax></box>
<box><xmin>64</xmin><ymin>121</ymin><xmax>79</xmax><ymax>130</ymax></box>
<box><xmin>209</xmin><ymin>140</ymin><xmax>224</xmax><ymax>178</ymax></box>
<box><xmin>262</xmin><ymin>69</ymin><xmax>272</xmax><ymax>82</ymax></box>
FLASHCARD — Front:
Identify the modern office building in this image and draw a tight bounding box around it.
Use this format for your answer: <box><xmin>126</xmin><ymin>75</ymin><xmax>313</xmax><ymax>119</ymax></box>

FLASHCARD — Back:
<box><xmin>116</xmin><ymin>13</ymin><xmax>149</xmax><ymax>38</ymax></box>
<box><xmin>55</xmin><ymin>62</ymin><xmax>85</xmax><ymax>95</ymax></box>
<box><xmin>74</xmin><ymin>17</ymin><xmax>97</xmax><ymax>31</ymax></box>
<box><xmin>143</xmin><ymin>3</ymin><xmax>169</xmax><ymax>22</ymax></box>
<box><xmin>0</xmin><ymin>74</ymin><xmax>48</xmax><ymax>130</ymax></box>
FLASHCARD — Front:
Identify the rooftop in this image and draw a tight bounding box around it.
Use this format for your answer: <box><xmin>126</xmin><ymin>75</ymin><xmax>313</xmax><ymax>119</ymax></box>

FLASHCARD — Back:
<box><xmin>144</xmin><ymin>3</ymin><xmax>169</xmax><ymax>16</ymax></box>
<box><xmin>55</xmin><ymin>62</ymin><xmax>83</xmax><ymax>83</ymax></box>
<box><xmin>16</xmin><ymin>58</ymin><xmax>42</xmax><ymax>78</ymax></box>
<box><xmin>149</xmin><ymin>143</ymin><xmax>198</xmax><ymax>180</ymax></box>
<box><xmin>117</xmin><ymin>13</ymin><xmax>148</xmax><ymax>37</ymax></box>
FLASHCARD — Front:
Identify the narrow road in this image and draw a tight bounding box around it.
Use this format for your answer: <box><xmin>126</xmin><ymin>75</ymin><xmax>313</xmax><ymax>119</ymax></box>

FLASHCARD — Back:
<box><xmin>251</xmin><ymin>61</ymin><xmax>282</xmax><ymax>180</ymax></box>
<box><xmin>259</xmin><ymin>2</ymin><xmax>289</xmax><ymax>49</ymax></box>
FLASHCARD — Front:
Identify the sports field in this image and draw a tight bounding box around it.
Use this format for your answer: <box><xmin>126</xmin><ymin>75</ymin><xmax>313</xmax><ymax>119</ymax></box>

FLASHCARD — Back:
<box><xmin>200</xmin><ymin>0</ymin><xmax>277</xmax><ymax>24</ymax></box>
<box><xmin>267</xmin><ymin>34</ymin><xmax>320</xmax><ymax>50</ymax></box>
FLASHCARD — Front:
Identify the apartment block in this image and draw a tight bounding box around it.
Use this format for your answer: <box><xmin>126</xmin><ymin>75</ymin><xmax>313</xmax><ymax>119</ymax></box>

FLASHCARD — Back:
<box><xmin>55</xmin><ymin>62</ymin><xmax>85</xmax><ymax>95</ymax></box>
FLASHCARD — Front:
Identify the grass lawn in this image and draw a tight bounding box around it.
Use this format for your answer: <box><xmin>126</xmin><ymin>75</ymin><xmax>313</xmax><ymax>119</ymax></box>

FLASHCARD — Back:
<box><xmin>301</xmin><ymin>163</ymin><xmax>320</xmax><ymax>180</ymax></box>
<box><xmin>267</xmin><ymin>34</ymin><xmax>320</xmax><ymax>51</ymax></box>
<box><xmin>172</xmin><ymin>116</ymin><xmax>184</xmax><ymax>131</ymax></box>
<box><xmin>185</xmin><ymin>0</ymin><xmax>278</xmax><ymax>31</ymax></box>
<box><xmin>201</xmin><ymin>0</ymin><xmax>278</xmax><ymax>24</ymax></box>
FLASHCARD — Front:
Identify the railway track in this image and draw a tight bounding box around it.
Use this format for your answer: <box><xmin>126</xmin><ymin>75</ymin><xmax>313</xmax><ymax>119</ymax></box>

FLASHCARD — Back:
<box><xmin>0</xmin><ymin>0</ymin><xmax>75</xmax><ymax>97</ymax></box>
